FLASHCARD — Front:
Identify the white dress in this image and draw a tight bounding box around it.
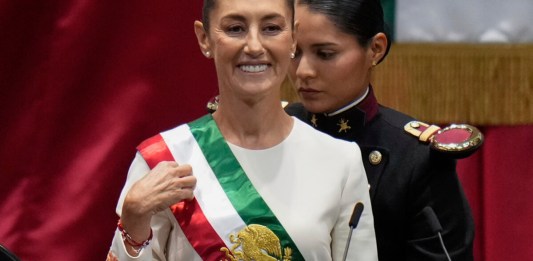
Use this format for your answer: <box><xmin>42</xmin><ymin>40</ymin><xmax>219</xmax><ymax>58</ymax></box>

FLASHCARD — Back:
<box><xmin>109</xmin><ymin>117</ymin><xmax>378</xmax><ymax>260</ymax></box>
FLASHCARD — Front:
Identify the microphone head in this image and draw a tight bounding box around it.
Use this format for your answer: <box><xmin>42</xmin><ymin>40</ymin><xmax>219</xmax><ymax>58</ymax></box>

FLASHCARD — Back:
<box><xmin>422</xmin><ymin>206</ymin><xmax>443</xmax><ymax>233</ymax></box>
<box><xmin>349</xmin><ymin>202</ymin><xmax>364</xmax><ymax>228</ymax></box>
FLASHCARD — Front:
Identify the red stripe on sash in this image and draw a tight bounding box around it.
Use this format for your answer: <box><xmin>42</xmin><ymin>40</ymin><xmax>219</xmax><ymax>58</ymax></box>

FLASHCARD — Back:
<box><xmin>137</xmin><ymin>134</ymin><xmax>229</xmax><ymax>261</ymax></box>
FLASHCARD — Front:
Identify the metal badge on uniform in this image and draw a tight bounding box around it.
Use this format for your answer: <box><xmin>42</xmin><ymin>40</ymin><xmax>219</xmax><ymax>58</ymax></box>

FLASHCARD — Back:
<box><xmin>404</xmin><ymin>121</ymin><xmax>484</xmax><ymax>158</ymax></box>
<box><xmin>369</xmin><ymin>150</ymin><xmax>382</xmax><ymax>165</ymax></box>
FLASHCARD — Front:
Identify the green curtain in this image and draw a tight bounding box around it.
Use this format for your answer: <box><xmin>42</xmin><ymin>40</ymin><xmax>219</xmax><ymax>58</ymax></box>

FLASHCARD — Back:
<box><xmin>381</xmin><ymin>0</ymin><xmax>395</xmax><ymax>41</ymax></box>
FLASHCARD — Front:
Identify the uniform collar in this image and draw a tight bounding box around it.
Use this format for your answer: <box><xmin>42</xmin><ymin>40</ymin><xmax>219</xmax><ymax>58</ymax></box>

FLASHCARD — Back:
<box><xmin>307</xmin><ymin>85</ymin><xmax>379</xmax><ymax>140</ymax></box>
<box><xmin>326</xmin><ymin>87</ymin><xmax>369</xmax><ymax>116</ymax></box>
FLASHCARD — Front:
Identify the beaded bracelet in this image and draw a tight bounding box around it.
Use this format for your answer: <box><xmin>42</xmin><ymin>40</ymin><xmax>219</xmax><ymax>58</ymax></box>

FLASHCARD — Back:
<box><xmin>117</xmin><ymin>220</ymin><xmax>153</xmax><ymax>254</ymax></box>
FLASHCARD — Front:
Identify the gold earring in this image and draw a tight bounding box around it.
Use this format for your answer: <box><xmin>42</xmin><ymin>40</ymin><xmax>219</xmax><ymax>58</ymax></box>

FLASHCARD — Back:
<box><xmin>372</xmin><ymin>60</ymin><xmax>377</xmax><ymax>67</ymax></box>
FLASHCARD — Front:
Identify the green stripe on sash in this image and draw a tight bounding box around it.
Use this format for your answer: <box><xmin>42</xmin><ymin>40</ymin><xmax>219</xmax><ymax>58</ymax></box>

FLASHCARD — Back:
<box><xmin>188</xmin><ymin>114</ymin><xmax>304</xmax><ymax>260</ymax></box>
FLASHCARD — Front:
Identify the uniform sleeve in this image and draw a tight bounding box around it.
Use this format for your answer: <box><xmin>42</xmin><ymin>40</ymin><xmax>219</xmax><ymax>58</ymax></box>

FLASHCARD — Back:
<box><xmin>406</xmin><ymin>152</ymin><xmax>474</xmax><ymax>261</ymax></box>
<box><xmin>331</xmin><ymin>143</ymin><xmax>378</xmax><ymax>261</ymax></box>
<box><xmin>107</xmin><ymin>152</ymin><xmax>173</xmax><ymax>261</ymax></box>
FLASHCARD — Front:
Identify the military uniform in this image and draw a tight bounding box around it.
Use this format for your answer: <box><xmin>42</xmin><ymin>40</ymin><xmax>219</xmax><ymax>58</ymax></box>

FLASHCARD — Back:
<box><xmin>285</xmin><ymin>86</ymin><xmax>475</xmax><ymax>261</ymax></box>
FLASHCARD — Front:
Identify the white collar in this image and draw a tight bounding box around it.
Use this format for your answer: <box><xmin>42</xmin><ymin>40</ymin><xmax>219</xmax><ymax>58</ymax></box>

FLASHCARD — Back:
<box><xmin>325</xmin><ymin>86</ymin><xmax>370</xmax><ymax>117</ymax></box>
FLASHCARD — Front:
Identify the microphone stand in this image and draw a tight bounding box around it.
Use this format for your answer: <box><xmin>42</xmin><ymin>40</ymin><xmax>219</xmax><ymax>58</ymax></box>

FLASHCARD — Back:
<box><xmin>423</xmin><ymin>206</ymin><xmax>452</xmax><ymax>261</ymax></box>
<box><xmin>437</xmin><ymin>231</ymin><xmax>452</xmax><ymax>261</ymax></box>
<box><xmin>342</xmin><ymin>202</ymin><xmax>364</xmax><ymax>261</ymax></box>
<box><xmin>342</xmin><ymin>227</ymin><xmax>355</xmax><ymax>261</ymax></box>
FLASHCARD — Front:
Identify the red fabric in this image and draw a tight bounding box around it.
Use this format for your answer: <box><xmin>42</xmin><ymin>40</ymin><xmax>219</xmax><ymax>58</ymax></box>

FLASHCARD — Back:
<box><xmin>457</xmin><ymin>126</ymin><xmax>533</xmax><ymax>261</ymax></box>
<box><xmin>137</xmin><ymin>134</ymin><xmax>229</xmax><ymax>261</ymax></box>
<box><xmin>434</xmin><ymin>128</ymin><xmax>471</xmax><ymax>143</ymax></box>
<box><xmin>0</xmin><ymin>1</ymin><xmax>216</xmax><ymax>260</ymax></box>
<box><xmin>137</xmin><ymin>134</ymin><xmax>175</xmax><ymax>170</ymax></box>
<box><xmin>1</xmin><ymin>2</ymin><xmax>532</xmax><ymax>261</ymax></box>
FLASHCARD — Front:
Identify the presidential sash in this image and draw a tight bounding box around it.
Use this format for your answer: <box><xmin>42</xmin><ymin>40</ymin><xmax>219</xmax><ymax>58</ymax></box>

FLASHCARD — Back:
<box><xmin>137</xmin><ymin>114</ymin><xmax>304</xmax><ymax>261</ymax></box>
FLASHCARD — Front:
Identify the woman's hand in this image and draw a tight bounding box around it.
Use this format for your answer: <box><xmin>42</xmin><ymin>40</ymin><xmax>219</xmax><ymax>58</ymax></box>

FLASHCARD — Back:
<box><xmin>119</xmin><ymin>161</ymin><xmax>196</xmax><ymax>250</ymax></box>
<box><xmin>124</xmin><ymin>161</ymin><xmax>196</xmax><ymax>216</ymax></box>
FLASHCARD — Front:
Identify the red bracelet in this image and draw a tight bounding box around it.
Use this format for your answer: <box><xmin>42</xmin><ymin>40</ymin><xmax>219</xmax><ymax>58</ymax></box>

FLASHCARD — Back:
<box><xmin>117</xmin><ymin>220</ymin><xmax>153</xmax><ymax>249</ymax></box>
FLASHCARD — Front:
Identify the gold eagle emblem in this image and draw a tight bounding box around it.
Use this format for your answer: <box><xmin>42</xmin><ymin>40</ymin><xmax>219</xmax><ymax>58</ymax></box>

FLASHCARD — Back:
<box><xmin>221</xmin><ymin>224</ymin><xmax>293</xmax><ymax>261</ymax></box>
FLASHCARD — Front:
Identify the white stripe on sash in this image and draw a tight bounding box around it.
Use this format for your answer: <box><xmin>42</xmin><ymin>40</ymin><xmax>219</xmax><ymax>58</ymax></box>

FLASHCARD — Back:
<box><xmin>160</xmin><ymin>125</ymin><xmax>246</xmax><ymax>248</ymax></box>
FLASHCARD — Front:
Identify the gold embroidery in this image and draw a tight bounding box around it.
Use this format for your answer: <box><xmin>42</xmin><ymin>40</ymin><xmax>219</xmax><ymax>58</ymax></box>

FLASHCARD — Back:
<box><xmin>338</xmin><ymin>118</ymin><xmax>351</xmax><ymax>133</ymax></box>
<box><xmin>311</xmin><ymin>114</ymin><xmax>318</xmax><ymax>127</ymax></box>
<box><xmin>221</xmin><ymin>224</ymin><xmax>293</xmax><ymax>261</ymax></box>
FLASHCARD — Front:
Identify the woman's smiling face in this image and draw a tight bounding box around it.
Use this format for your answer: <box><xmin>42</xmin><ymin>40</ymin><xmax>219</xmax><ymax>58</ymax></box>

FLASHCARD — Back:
<box><xmin>197</xmin><ymin>0</ymin><xmax>295</xmax><ymax>100</ymax></box>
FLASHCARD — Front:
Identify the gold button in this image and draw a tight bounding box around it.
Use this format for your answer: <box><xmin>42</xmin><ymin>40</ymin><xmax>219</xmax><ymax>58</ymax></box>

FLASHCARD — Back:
<box><xmin>369</xmin><ymin>150</ymin><xmax>382</xmax><ymax>165</ymax></box>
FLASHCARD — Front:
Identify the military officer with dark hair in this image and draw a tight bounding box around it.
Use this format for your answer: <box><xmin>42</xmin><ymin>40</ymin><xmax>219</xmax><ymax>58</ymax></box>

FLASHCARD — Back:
<box><xmin>282</xmin><ymin>0</ymin><xmax>483</xmax><ymax>260</ymax></box>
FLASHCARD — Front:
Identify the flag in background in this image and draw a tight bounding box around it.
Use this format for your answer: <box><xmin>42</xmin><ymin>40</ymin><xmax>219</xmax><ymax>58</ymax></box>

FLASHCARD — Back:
<box><xmin>383</xmin><ymin>0</ymin><xmax>533</xmax><ymax>42</ymax></box>
<box><xmin>381</xmin><ymin>0</ymin><xmax>395</xmax><ymax>40</ymax></box>
<box><xmin>375</xmin><ymin>2</ymin><xmax>533</xmax><ymax>261</ymax></box>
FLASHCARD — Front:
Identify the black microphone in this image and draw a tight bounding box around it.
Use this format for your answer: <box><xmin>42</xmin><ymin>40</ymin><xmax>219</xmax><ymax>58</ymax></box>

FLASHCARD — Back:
<box><xmin>422</xmin><ymin>206</ymin><xmax>452</xmax><ymax>261</ymax></box>
<box><xmin>342</xmin><ymin>202</ymin><xmax>364</xmax><ymax>261</ymax></box>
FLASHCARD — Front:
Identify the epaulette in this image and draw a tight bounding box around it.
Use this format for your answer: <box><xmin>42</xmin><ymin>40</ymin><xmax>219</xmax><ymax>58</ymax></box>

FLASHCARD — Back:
<box><xmin>206</xmin><ymin>95</ymin><xmax>289</xmax><ymax>113</ymax></box>
<box><xmin>404</xmin><ymin>121</ymin><xmax>484</xmax><ymax>158</ymax></box>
